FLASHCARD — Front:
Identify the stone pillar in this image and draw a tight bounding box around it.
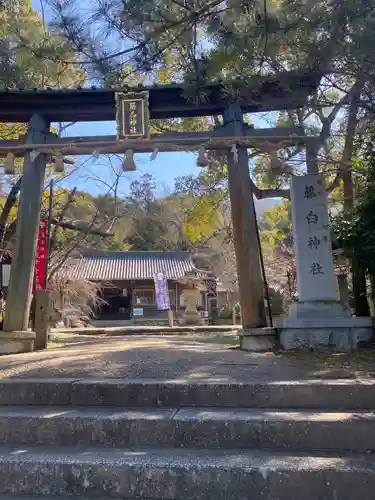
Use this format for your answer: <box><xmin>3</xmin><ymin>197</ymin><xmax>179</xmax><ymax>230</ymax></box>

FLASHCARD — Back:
<box><xmin>291</xmin><ymin>174</ymin><xmax>340</xmax><ymax>307</ymax></box>
<box><xmin>277</xmin><ymin>174</ymin><xmax>373</xmax><ymax>351</ymax></box>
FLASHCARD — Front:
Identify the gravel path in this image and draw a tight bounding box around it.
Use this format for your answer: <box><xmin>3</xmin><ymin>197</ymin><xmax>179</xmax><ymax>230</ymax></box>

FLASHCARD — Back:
<box><xmin>0</xmin><ymin>334</ymin><xmax>330</xmax><ymax>381</ymax></box>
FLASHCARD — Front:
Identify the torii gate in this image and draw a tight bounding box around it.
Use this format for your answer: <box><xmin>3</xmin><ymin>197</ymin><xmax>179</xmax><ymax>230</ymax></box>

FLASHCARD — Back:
<box><xmin>0</xmin><ymin>70</ymin><xmax>320</xmax><ymax>351</ymax></box>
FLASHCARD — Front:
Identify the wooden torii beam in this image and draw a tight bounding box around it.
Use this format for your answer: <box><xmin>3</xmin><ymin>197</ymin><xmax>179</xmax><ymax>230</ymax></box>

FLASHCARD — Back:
<box><xmin>0</xmin><ymin>127</ymin><xmax>316</xmax><ymax>156</ymax></box>
<box><xmin>0</xmin><ymin>70</ymin><xmax>322</xmax><ymax>121</ymax></box>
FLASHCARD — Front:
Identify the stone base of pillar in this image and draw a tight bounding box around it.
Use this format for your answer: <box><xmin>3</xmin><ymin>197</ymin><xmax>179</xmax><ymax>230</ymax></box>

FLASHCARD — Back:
<box><xmin>239</xmin><ymin>327</ymin><xmax>277</xmax><ymax>352</ymax></box>
<box><xmin>0</xmin><ymin>331</ymin><xmax>35</xmax><ymax>354</ymax></box>
<box><xmin>288</xmin><ymin>300</ymin><xmax>351</xmax><ymax>318</ymax></box>
<box><xmin>276</xmin><ymin>301</ymin><xmax>373</xmax><ymax>351</ymax></box>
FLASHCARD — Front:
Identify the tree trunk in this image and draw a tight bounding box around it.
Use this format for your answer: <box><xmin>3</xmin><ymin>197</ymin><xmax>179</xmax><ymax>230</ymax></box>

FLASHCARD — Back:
<box><xmin>352</xmin><ymin>258</ymin><xmax>370</xmax><ymax>316</ymax></box>
<box><xmin>341</xmin><ymin>79</ymin><xmax>369</xmax><ymax>316</ymax></box>
<box><xmin>343</xmin><ymin>167</ymin><xmax>369</xmax><ymax>316</ymax></box>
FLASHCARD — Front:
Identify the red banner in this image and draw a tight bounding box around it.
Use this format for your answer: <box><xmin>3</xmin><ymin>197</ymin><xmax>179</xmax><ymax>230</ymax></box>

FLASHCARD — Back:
<box><xmin>35</xmin><ymin>218</ymin><xmax>48</xmax><ymax>291</ymax></box>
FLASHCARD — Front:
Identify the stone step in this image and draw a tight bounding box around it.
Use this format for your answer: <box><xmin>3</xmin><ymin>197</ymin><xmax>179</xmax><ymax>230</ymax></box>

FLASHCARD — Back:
<box><xmin>0</xmin><ymin>497</ymin><xmax>146</xmax><ymax>500</ymax></box>
<box><xmin>0</xmin><ymin>497</ymin><xmax>124</xmax><ymax>500</ymax></box>
<box><xmin>0</xmin><ymin>445</ymin><xmax>372</xmax><ymax>500</ymax></box>
<box><xmin>0</xmin><ymin>405</ymin><xmax>374</xmax><ymax>453</ymax></box>
<box><xmin>2</xmin><ymin>378</ymin><xmax>375</xmax><ymax>409</ymax></box>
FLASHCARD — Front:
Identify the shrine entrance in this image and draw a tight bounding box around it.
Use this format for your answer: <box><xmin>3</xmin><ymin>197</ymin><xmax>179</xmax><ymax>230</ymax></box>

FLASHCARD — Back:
<box><xmin>98</xmin><ymin>287</ymin><xmax>132</xmax><ymax>321</ymax></box>
<box><xmin>0</xmin><ymin>71</ymin><xmax>321</xmax><ymax>352</ymax></box>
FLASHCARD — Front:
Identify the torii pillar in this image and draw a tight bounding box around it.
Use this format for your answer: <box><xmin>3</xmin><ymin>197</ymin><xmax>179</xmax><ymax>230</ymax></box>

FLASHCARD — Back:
<box><xmin>222</xmin><ymin>104</ymin><xmax>267</xmax><ymax>331</ymax></box>
<box><xmin>1</xmin><ymin>114</ymin><xmax>49</xmax><ymax>353</ymax></box>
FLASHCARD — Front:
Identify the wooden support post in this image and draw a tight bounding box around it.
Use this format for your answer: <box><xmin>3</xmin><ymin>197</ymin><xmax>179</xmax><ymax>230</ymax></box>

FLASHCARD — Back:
<box><xmin>3</xmin><ymin>115</ymin><xmax>49</xmax><ymax>333</ymax></box>
<box><xmin>223</xmin><ymin>104</ymin><xmax>267</xmax><ymax>328</ymax></box>
<box><xmin>34</xmin><ymin>289</ymin><xmax>51</xmax><ymax>350</ymax></box>
<box><xmin>45</xmin><ymin>178</ymin><xmax>54</xmax><ymax>287</ymax></box>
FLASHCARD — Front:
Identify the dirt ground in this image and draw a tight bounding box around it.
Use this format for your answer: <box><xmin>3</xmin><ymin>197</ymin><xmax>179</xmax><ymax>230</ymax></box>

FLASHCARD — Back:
<box><xmin>0</xmin><ymin>333</ymin><xmax>372</xmax><ymax>381</ymax></box>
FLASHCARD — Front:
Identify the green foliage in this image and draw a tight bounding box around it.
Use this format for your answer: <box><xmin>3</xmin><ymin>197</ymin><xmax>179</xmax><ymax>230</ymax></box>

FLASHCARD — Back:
<box><xmin>259</xmin><ymin>200</ymin><xmax>296</xmax><ymax>292</ymax></box>
<box><xmin>123</xmin><ymin>174</ymin><xmax>186</xmax><ymax>250</ymax></box>
<box><xmin>261</xmin><ymin>200</ymin><xmax>292</xmax><ymax>249</ymax></box>
<box><xmin>173</xmin><ymin>158</ymin><xmax>229</xmax><ymax>244</ymax></box>
<box><xmin>119</xmin><ymin>173</ymin><xmax>228</xmax><ymax>250</ymax></box>
<box><xmin>0</xmin><ymin>0</ymin><xmax>85</xmax><ymax>175</ymax></box>
<box><xmin>0</xmin><ymin>0</ymin><xmax>84</xmax><ymax>89</ymax></box>
<box><xmin>218</xmin><ymin>306</ymin><xmax>240</xmax><ymax>320</ymax></box>
<box><xmin>182</xmin><ymin>194</ymin><xmax>222</xmax><ymax>243</ymax></box>
<box><xmin>333</xmin><ymin>142</ymin><xmax>375</xmax><ymax>283</ymax></box>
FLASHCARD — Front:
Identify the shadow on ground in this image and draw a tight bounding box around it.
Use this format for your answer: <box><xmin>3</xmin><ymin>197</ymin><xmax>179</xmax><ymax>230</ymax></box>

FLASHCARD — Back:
<box><xmin>0</xmin><ymin>334</ymin><xmax>373</xmax><ymax>381</ymax></box>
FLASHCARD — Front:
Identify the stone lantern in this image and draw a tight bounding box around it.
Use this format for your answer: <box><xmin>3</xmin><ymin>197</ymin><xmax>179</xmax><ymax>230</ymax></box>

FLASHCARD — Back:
<box><xmin>178</xmin><ymin>272</ymin><xmax>206</xmax><ymax>326</ymax></box>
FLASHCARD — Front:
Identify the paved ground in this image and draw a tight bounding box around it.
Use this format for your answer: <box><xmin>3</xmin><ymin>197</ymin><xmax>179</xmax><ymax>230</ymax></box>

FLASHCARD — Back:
<box><xmin>52</xmin><ymin>325</ymin><xmax>240</xmax><ymax>335</ymax></box>
<box><xmin>0</xmin><ymin>333</ymin><xmax>370</xmax><ymax>381</ymax></box>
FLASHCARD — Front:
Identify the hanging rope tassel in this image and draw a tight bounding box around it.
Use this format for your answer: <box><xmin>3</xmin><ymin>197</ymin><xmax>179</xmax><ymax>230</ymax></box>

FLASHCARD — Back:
<box><xmin>196</xmin><ymin>147</ymin><xmax>209</xmax><ymax>167</ymax></box>
<box><xmin>122</xmin><ymin>149</ymin><xmax>136</xmax><ymax>171</ymax></box>
<box><xmin>30</xmin><ymin>150</ymin><xmax>40</xmax><ymax>163</ymax></box>
<box><xmin>231</xmin><ymin>143</ymin><xmax>239</xmax><ymax>163</ymax></box>
<box><xmin>4</xmin><ymin>152</ymin><xmax>15</xmax><ymax>174</ymax></box>
<box><xmin>53</xmin><ymin>152</ymin><xmax>65</xmax><ymax>173</ymax></box>
<box><xmin>150</xmin><ymin>148</ymin><xmax>159</xmax><ymax>161</ymax></box>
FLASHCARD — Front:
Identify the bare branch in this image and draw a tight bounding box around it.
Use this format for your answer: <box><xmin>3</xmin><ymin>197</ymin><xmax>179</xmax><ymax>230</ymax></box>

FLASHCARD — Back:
<box><xmin>52</xmin><ymin>218</ymin><xmax>113</xmax><ymax>237</ymax></box>
<box><xmin>250</xmin><ymin>178</ymin><xmax>290</xmax><ymax>200</ymax></box>
<box><xmin>50</xmin><ymin>187</ymin><xmax>77</xmax><ymax>251</ymax></box>
<box><xmin>0</xmin><ymin>176</ymin><xmax>22</xmax><ymax>249</ymax></box>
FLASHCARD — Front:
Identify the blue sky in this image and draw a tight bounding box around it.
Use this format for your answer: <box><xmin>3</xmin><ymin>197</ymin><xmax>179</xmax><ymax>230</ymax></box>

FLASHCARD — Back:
<box><xmin>57</xmin><ymin>115</ymin><xmax>274</xmax><ymax>198</ymax></box>
<box><xmin>57</xmin><ymin>120</ymin><xmax>203</xmax><ymax>197</ymax></box>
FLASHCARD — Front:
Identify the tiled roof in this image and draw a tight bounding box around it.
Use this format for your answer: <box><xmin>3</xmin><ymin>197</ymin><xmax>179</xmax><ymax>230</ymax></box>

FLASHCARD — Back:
<box><xmin>58</xmin><ymin>252</ymin><xmax>198</xmax><ymax>281</ymax></box>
